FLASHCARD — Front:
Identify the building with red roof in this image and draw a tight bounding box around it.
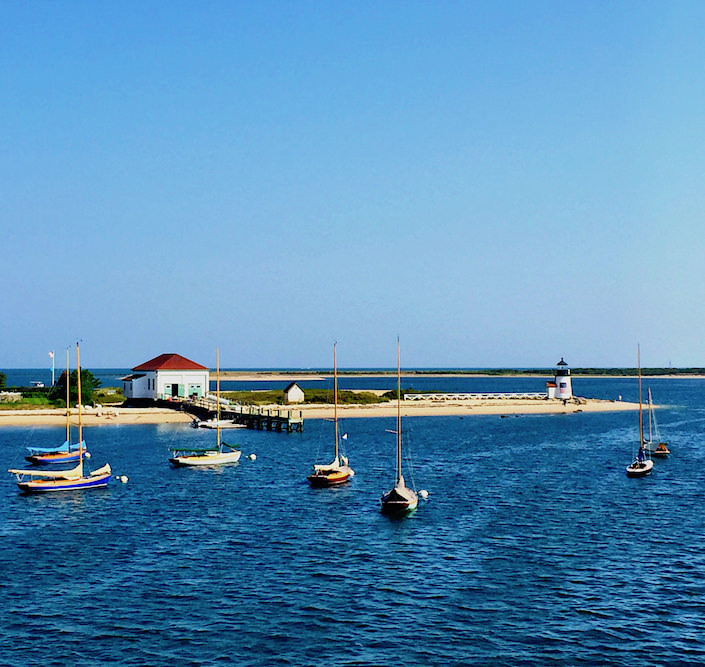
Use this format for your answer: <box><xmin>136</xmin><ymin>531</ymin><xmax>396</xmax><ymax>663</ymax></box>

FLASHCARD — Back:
<box><xmin>121</xmin><ymin>353</ymin><xmax>210</xmax><ymax>400</ymax></box>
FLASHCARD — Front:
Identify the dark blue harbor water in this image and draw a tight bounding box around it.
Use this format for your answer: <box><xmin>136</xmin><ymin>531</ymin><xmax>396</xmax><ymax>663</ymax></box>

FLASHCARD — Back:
<box><xmin>1</xmin><ymin>377</ymin><xmax>704</xmax><ymax>665</ymax></box>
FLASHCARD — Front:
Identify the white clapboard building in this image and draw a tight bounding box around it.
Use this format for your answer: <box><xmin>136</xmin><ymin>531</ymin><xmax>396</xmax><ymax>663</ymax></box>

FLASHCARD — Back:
<box><xmin>121</xmin><ymin>353</ymin><xmax>209</xmax><ymax>400</ymax></box>
<box><xmin>284</xmin><ymin>382</ymin><xmax>305</xmax><ymax>404</ymax></box>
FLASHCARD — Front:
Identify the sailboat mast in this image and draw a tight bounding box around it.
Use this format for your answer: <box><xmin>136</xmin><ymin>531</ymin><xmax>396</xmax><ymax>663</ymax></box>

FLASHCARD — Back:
<box><xmin>65</xmin><ymin>347</ymin><xmax>70</xmax><ymax>444</ymax></box>
<box><xmin>76</xmin><ymin>342</ymin><xmax>83</xmax><ymax>475</ymax></box>
<box><xmin>648</xmin><ymin>387</ymin><xmax>653</xmax><ymax>443</ymax></box>
<box><xmin>638</xmin><ymin>345</ymin><xmax>643</xmax><ymax>446</ymax></box>
<box><xmin>216</xmin><ymin>347</ymin><xmax>221</xmax><ymax>451</ymax></box>
<box><xmin>334</xmin><ymin>342</ymin><xmax>339</xmax><ymax>460</ymax></box>
<box><xmin>396</xmin><ymin>337</ymin><xmax>401</xmax><ymax>483</ymax></box>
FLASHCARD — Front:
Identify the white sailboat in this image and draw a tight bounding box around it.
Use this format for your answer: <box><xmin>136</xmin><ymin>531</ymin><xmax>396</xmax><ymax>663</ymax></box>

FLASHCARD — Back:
<box><xmin>9</xmin><ymin>343</ymin><xmax>111</xmax><ymax>492</ymax></box>
<box><xmin>380</xmin><ymin>339</ymin><xmax>418</xmax><ymax>514</ymax></box>
<box><xmin>169</xmin><ymin>348</ymin><xmax>242</xmax><ymax>467</ymax></box>
<box><xmin>307</xmin><ymin>342</ymin><xmax>354</xmax><ymax>487</ymax></box>
<box><xmin>626</xmin><ymin>346</ymin><xmax>654</xmax><ymax>477</ymax></box>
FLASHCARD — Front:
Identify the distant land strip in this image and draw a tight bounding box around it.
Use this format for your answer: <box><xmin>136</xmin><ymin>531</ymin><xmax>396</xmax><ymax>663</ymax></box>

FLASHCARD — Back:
<box><xmin>216</xmin><ymin>368</ymin><xmax>705</xmax><ymax>380</ymax></box>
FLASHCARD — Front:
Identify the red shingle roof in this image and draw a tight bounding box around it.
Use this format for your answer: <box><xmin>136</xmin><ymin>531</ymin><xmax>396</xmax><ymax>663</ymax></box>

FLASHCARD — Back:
<box><xmin>132</xmin><ymin>353</ymin><xmax>209</xmax><ymax>372</ymax></box>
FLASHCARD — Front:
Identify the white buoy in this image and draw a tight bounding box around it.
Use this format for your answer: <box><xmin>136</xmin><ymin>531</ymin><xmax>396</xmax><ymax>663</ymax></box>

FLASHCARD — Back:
<box><xmin>248</xmin><ymin>453</ymin><xmax>257</xmax><ymax>460</ymax></box>
<box><xmin>120</xmin><ymin>475</ymin><xmax>129</xmax><ymax>484</ymax></box>
<box><xmin>85</xmin><ymin>452</ymin><xmax>91</xmax><ymax>459</ymax></box>
<box><xmin>419</xmin><ymin>489</ymin><xmax>429</xmax><ymax>499</ymax></box>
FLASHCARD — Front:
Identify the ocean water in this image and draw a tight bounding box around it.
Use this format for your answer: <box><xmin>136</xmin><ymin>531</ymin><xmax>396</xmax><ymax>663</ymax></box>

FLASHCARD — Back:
<box><xmin>0</xmin><ymin>377</ymin><xmax>703</xmax><ymax>665</ymax></box>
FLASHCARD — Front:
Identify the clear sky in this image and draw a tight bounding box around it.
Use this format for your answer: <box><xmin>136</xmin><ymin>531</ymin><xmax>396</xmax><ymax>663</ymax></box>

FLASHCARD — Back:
<box><xmin>2</xmin><ymin>1</ymin><xmax>704</xmax><ymax>369</ymax></box>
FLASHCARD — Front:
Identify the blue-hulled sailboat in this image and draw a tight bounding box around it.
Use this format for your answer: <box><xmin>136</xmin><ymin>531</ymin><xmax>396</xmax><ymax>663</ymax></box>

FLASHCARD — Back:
<box><xmin>9</xmin><ymin>343</ymin><xmax>111</xmax><ymax>492</ymax></box>
<box><xmin>24</xmin><ymin>348</ymin><xmax>88</xmax><ymax>465</ymax></box>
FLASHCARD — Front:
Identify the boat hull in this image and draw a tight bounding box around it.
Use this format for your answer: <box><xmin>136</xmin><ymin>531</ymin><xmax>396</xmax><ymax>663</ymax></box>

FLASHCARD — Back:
<box><xmin>381</xmin><ymin>487</ymin><xmax>419</xmax><ymax>515</ymax></box>
<box><xmin>380</xmin><ymin>497</ymin><xmax>419</xmax><ymax>514</ymax></box>
<box><xmin>197</xmin><ymin>420</ymin><xmax>245</xmax><ymax>429</ymax></box>
<box><xmin>626</xmin><ymin>459</ymin><xmax>654</xmax><ymax>477</ymax></box>
<box><xmin>16</xmin><ymin>472</ymin><xmax>111</xmax><ymax>493</ymax></box>
<box><xmin>25</xmin><ymin>450</ymin><xmax>86</xmax><ymax>465</ymax></box>
<box><xmin>651</xmin><ymin>443</ymin><xmax>670</xmax><ymax>457</ymax></box>
<box><xmin>307</xmin><ymin>469</ymin><xmax>351</xmax><ymax>487</ymax></box>
<box><xmin>169</xmin><ymin>450</ymin><xmax>242</xmax><ymax>467</ymax></box>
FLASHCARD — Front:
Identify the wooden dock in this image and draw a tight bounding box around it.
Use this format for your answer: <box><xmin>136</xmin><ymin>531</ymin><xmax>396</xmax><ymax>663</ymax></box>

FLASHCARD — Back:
<box><xmin>182</xmin><ymin>397</ymin><xmax>303</xmax><ymax>433</ymax></box>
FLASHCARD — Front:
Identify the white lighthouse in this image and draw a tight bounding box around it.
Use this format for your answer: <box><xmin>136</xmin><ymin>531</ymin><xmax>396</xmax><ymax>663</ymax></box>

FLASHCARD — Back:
<box><xmin>554</xmin><ymin>358</ymin><xmax>573</xmax><ymax>400</ymax></box>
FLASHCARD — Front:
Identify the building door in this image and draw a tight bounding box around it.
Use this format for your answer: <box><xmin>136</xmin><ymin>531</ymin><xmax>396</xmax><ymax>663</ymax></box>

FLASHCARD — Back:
<box><xmin>171</xmin><ymin>383</ymin><xmax>179</xmax><ymax>397</ymax></box>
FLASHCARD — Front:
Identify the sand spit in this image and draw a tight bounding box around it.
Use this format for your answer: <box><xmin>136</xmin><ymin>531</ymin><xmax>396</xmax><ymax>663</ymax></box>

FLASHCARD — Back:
<box><xmin>0</xmin><ymin>398</ymin><xmax>640</xmax><ymax>427</ymax></box>
<box><xmin>293</xmin><ymin>398</ymin><xmax>641</xmax><ymax>419</ymax></box>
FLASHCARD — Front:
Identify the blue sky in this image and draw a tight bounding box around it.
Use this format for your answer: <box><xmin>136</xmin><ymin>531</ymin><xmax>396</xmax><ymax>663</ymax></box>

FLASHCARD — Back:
<box><xmin>2</xmin><ymin>1</ymin><xmax>704</xmax><ymax>369</ymax></box>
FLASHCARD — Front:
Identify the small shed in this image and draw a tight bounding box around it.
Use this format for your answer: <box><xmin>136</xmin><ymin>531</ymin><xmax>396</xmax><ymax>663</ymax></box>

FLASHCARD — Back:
<box><xmin>546</xmin><ymin>381</ymin><xmax>557</xmax><ymax>399</ymax></box>
<box><xmin>284</xmin><ymin>382</ymin><xmax>305</xmax><ymax>404</ymax></box>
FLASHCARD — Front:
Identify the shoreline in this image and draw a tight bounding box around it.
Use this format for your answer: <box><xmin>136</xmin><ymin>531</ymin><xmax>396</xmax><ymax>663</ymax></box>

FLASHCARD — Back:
<box><xmin>0</xmin><ymin>398</ymin><xmax>641</xmax><ymax>426</ymax></box>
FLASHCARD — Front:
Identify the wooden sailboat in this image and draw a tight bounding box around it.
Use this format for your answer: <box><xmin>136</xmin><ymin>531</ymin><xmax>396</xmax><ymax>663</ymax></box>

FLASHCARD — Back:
<box><xmin>645</xmin><ymin>388</ymin><xmax>670</xmax><ymax>457</ymax></box>
<box><xmin>626</xmin><ymin>346</ymin><xmax>654</xmax><ymax>477</ymax></box>
<box><xmin>25</xmin><ymin>348</ymin><xmax>88</xmax><ymax>465</ymax></box>
<box><xmin>380</xmin><ymin>339</ymin><xmax>418</xmax><ymax>514</ymax></box>
<box><xmin>9</xmin><ymin>343</ymin><xmax>111</xmax><ymax>492</ymax></box>
<box><xmin>169</xmin><ymin>348</ymin><xmax>242</xmax><ymax>467</ymax></box>
<box><xmin>307</xmin><ymin>342</ymin><xmax>354</xmax><ymax>487</ymax></box>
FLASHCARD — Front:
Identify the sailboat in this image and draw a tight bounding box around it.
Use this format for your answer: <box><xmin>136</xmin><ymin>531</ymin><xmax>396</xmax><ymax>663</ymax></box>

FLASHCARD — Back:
<box><xmin>380</xmin><ymin>339</ymin><xmax>418</xmax><ymax>514</ymax></box>
<box><xmin>169</xmin><ymin>348</ymin><xmax>242</xmax><ymax>467</ymax></box>
<box><xmin>25</xmin><ymin>348</ymin><xmax>88</xmax><ymax>465</ymax></box>
<box><xmin>626</xmin><ymin>346</ymin><xmax>654</xmax><ymax>477</ymax></box>
<box><xmin>645</xmin><ymin>388</ymin><xmax>670</xmax><ymax>457</ymax></box>
<box><xmin>9</xmin><ymin>343</ymin><xmax>112</xmax><ymax>492</ymax></box>
<box><xmin>306</xmin><ymin>342</ymin><xmax>354</xmax><ymax>487</ymax></box>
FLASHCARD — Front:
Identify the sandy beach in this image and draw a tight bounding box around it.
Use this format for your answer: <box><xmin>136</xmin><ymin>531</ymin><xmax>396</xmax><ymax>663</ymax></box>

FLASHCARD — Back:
<box><xmin>0</xmin><ymin>407</ymin><xmax>194</xmax><ymax>427</ymax></box>
<box><xmin>291</xmin><ymin>397</ymin><xmax>640</xmax><ymax>419</ymax></box>
<box><xmin>0</xmin><ymin>398</ymin><xmax>640</xmax><ymax>426</ymax></box>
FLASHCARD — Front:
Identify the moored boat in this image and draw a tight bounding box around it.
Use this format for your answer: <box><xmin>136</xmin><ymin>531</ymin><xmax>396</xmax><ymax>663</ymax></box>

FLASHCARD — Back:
<box><xmin>380</xmin><ymin>339</ymin><xmax>418</xmax><ymax>515</ymax></box>
<box><xmin>196</xmin><ymin>418</ymin><xmax>245</xmax><ymax>429</ymax></box>
<box><xmin>170</xmin><ymin>348</ymin><xmax>242</xmax><ymax>467</ymax></box>
<box><xmin>307</xmin><ymin>343</ymin><xmax>354</xmax><ymax>487</ymax></box>
<box><xmin>9</xmin><ymin>343</ymin><xmax>111</xmax><ymax>492</ymax></box>
<box><xmin>25</xmin><ymin>348</ymin><xmax>89</xmax><ymax>465</ymax></box>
